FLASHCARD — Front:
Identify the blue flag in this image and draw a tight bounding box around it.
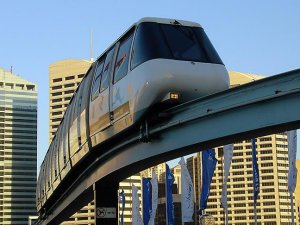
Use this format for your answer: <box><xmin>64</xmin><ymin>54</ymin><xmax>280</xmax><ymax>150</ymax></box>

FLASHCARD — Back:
<box><xmin>142</xmin><ymin>178</ymin><xmax>152</xmax><ymax>225</ymax></box>
<box><xmin>119</xmin><ymin>189</ymin><xmax>125</xmax><ymax>225</ymax></box>
<box><xmin>251</xmin><ymin>139</ymin><xmax>260</xmax><ymax>203</ymax></box>
<box><xmin>199</xmin><ymin>149</ymin><xmax>217</xmax><ymax>213</ymax></box>
<box><xmin>166</xmin><ymin>163</ymin><xmax>175</xmax><ymax>225</ymax></box>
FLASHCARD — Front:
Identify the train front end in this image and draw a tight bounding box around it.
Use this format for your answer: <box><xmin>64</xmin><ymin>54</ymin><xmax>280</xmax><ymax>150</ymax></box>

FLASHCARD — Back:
<box><xmin>130</xmin><ymin>18</ymin><xmax>229</xmax><ymax>120</ymax></box>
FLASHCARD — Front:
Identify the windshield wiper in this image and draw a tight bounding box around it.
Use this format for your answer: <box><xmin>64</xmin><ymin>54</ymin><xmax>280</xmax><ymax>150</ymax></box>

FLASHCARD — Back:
<box><xmin>173</xmin><ymin>20</ymin><xmax>182</xmax><ymax>26</ymax></box>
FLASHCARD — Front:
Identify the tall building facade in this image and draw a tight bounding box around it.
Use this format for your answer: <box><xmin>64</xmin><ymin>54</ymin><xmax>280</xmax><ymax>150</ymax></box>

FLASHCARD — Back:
<box><xmin>48</xmin><ymin>59</ymin><xmax>94</xmax><ymax>224</ymax></box>
<box><xmin>49</xmin><ymin>59</ymin><xmax>92</xmax><ymax>141</ymax></box>
<box><xmin>188</xmin><ymin>71</ymin><xmax>299</xmax><ymax>225</ymax></box>
<box><xmin>0</xmin><ymin>68</ymin><xmax>37</xmax><ymax>224</ymax></box>
<box><xmin>205</xmin><ymin>134</ymin><xmax>298</xmax><ymax>224</ymax></box>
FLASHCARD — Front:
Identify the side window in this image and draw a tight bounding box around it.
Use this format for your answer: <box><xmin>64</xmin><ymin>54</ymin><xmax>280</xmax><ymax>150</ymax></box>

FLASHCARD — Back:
<box><xmin>81</xmin><ymin>66</ymin><xmax>95</xmax><ymax>111</ymax></box>
<box><xmin>113</xmin><ymin>34</ymin><xmax>133</xmax><ymax>83</ymax></box>
<box><xmin>69</xmin><ymin>92</ymin><xmax>78</xmax><ymax>124</ymax></box>
<box><xmin>74</xmin><ymin>78</ymin><xmax>86</xmax><ymax>116</ymax></box>
<box><xmin>91</xmin><ymin>60</ymin><xmax>104</xmax><ymax>100</ymax></box>
<box><xmin>100</xmin><ymin>47</ymin><xmax>115</xmax><ymax>92</ymax></box>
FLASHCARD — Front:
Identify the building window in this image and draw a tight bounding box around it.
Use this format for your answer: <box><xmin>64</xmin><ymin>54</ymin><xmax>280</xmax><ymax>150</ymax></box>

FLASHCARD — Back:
<box><xmin>64</xmin><ymin>83</ymin><xmax>75</xmax><ymax>88</ymax></box>
<box><xmin>52</xmin><ymin>92</ymin><xmax>62</xmax><ymax>96</ymax></box>
<box><xmin>66</xmin><ymin>75</ymin><xmax>75</xmax><ymax>80</ymax></box>
<box><xmin>52</xmin><ymin>85</ymin><xmax>62</xmax><ymax>90</ymax></box>
<box><xmin>52</xmin><ymin>98</ymin><xmax>62</xmax><ymax>103</ymax></box>
<box><xmin>53</xmin><ymin>78</ymin><xmax>62</xmax><ymax>82</ymax></box>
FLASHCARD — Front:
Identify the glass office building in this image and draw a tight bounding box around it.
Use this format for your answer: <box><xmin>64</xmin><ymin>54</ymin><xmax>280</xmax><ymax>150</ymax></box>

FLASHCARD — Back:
<box><xmin>0</xmin><ymin>67</ymin><xmax>37</xmax><ymax>224</ymax></box>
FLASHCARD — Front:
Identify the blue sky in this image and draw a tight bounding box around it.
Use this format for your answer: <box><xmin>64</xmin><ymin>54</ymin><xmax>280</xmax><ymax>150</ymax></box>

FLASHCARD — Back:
<box><xmin>0</xmin><ymin>1</ymin><xmax>299</xmax><ymax>168</ymax></box>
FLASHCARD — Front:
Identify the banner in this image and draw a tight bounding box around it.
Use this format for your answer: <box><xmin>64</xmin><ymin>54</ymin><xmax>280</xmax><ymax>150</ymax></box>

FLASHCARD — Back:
<box><xmin>220</xmin><ymin>144</ymin><xmax>234</xmax><ymax>209</ymax></box>
<box><xmin>288</xmin><ymin>130</ymin><xmax>298</xmax><ymax>193</ymax></box>
<box><xmin>142</xmin><ymin>178</ymin><xmax>152</xmax><ymax>225</ymax></box>
<box><xmin>132</xmin><ymin>185</ymin><xmax>143</xmax><ymax>225</ymax></box>
<box><xmin>179</xmin><ymin>157</ymin><xmax>194</xmax><ymax>222</ymax></box>
<box><xmin>200</xmin><ymin>149</ymin><xmax>217</xmax><ymax>213</ymax></box>
<box><xmin>251</xmin><ymin>139</ymin><xmax>260</xmax><ymax>203</ymax></box>
<box><xmin>166</xmin><ymin>163</ymin><xmax>175</xmax><ymax>225</ymax></box>
<box><xmin>149</xmin><ymin>170</ymin><xmax>158</xmax><ymax>225</ymax></box>
<box><xmin>119</xmin><ymin>189</ymin><xmax>125</xmax><ymax>225</ymax></box>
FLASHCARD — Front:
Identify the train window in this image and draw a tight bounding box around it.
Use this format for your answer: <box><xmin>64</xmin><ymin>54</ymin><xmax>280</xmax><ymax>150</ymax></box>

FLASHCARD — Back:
<box><xmin>100</xmin><ymin>47</ymin><xmax>115</xmax><ymax>92</ymax></box>
<box><xmin>131</xmin><ymin>23</ymin><xmax>170</xmax><ymax>69</ymax></box>
<box><xmin>53</xmin><ymin>127</ymin><xmax>61</xmax><ymax>180</ymax></box>
<box><xmin>113</xmin><ymin>34</ymin><xmax>133</xmax><ymax>83</ymax></box>
<box><xmin>91</xmin><ymin>60</ymin><xmax>104</xmax><ymax>101</ymax></box>
<box><xmin>76</xmin><ymin>80</ymin><xmax>85</xmax><ymax>114</ymax></box>
<box><xmin>131</xmin><ymin>22</ymin><xmax>223</xmax><ymax>69</ymax></box>
<box><xmin>161</xmin><ymin>25</ymin><xmax>206</xmax><ymax>61</ymax></box>
<box><xmin>69</xmin><ymin>94</ymin><xmax>78</xmax><ymax>126</ymax></box>
<box><xmin>61</xmin><ymin>109</ymin><xmax>70</xmax><ymax>167</ymax></box>
<box><xmin>82</xmin><ymin>65</ymin><xmax>94</xmax><ymax>109</ymax></box>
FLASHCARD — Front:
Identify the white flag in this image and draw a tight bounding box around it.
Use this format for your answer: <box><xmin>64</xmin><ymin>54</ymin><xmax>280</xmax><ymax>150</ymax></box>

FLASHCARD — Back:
<box><xmin>220</xmin><ymin>144</ymin><xmax>234</xmax><ymax>209</ymax></box>
<box><xmin>179</xmin><ymin>157</ymin><xmax>194</xmax><ymax>222</ymax></box>
<box><xmin>149</xmin><ymin>170</ymin><xmax>158</xmax><ymax>225</ymax></box>
<box><xmin>288</xmin><ymin>130</ymin><xmax>298</xmax><ymax>193</ymax></box>
<box><xmin>132</xmin><ymin>185</ymin><xmax>143</xmax><ymax>225</ymax></box>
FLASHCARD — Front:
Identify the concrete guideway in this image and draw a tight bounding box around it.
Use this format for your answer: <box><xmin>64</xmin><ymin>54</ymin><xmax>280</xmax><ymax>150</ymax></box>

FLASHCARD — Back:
<box><xmin>38</xmin><ymin>68</ymin><xmax>300</xmax><ymax>225</ymax></box>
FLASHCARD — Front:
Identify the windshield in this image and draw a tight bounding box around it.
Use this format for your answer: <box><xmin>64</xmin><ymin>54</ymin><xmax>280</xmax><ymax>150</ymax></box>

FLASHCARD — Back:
<box><xmin>131</xmin><ymin>22</ymin><xmax>223</xmax><ymax>69</ymax></box>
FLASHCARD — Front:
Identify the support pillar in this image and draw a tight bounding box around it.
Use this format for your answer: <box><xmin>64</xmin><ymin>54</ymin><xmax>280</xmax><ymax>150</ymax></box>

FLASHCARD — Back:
<box><xmin>94</xmin><ymin>180</ymin><xmax>119</xmax><ymax>225</ymax></box>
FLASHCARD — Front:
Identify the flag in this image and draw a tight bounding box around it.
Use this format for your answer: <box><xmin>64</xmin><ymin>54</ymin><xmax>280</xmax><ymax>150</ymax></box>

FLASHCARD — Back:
<box><xmin>251</xmin><ymin>139</ymin><xmax>260</xmax><ymax>203</ymax></box>
<box><xmin>179</xmin><ymin>157</ymin><xmax>194</xmax><ymax>222</ymax></box>
<box><xmin>166</xmin><ymin>163</ymin><xmax>175</xmax><ymax>225</ymax></box>
<box><xmin>220</xmin><ymin>144</ymin><xmax>234</xmax><ymax>209</ymax></box>
<box><xmin>199</xmin><ymin>149</ymin><xmax>217</xmax><ymax>213</ymax></box>
<box><xmin>288</xmin><ymin>130</ymin><xmax>298</xmax><ymax>193</ymax></box>
<box><xmin>149</xmin><ymin>170</ymin><xmax>158</xmax><ymax>225</ymax></box>
<box><xmin>142</xmin><ymin>178</ymin><xmax>152</xmax><ymax>225</ymax></box>
<box><xmin>119</xmin><ymin>189</ymin><xmax>125</xmax><ymax>225</ymax></box>
<box><xmin>132</xmin><ymin>185</ymin><xmax>143</xmax><ymax>225</ymax></box>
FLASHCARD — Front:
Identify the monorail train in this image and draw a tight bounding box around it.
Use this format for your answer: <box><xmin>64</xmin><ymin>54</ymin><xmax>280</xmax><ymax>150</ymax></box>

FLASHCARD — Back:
<box><xmin>36</xmin><ymin>17</ymin><xmax>229</xmax><ymax>213</ymax></box>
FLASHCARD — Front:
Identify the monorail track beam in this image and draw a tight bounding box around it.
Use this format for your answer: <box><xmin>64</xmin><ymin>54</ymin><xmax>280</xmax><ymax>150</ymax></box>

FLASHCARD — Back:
<box><xmin>36</xmin><ymin>68</ymin><xmax>300</xmax><ymax>225</ymax></box>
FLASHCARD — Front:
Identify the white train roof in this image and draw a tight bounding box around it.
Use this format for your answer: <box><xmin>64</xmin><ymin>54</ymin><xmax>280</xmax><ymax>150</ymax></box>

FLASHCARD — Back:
<box><xmin>136</xmin><ymin>17</ymin><xmax>202</xmax><ymax>28</ymax></box>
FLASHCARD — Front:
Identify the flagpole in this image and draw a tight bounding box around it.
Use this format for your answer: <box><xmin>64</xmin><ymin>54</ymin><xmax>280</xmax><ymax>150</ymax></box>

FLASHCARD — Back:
<box><xmin>200</xmin><ymin>151</ymin><xmax>203</xmax><ymax>217</ymax></box>
<box><xmin>254</xmin><ymin>201</ymin><xmax>257</xmax><ymax>225</ymax></box>
<box><xmin>221</xmin><ymin>144</ymin><xmax>234</xmax><ymax>225</ymax></box>
<box><xmin>287</xmin><ymin>130</ymin><xmax>297</xmax><ymax>225</ymax></box>
<box><xmin>181</xmin><ymin>160</ymin><xmax>184</xmax><ymax>225</ymax></box>
<box><xmin>165</xmin><ymin>163</ymin><xmax>168</xmax><ymax>225</ymax></box>
<box><xmin>165</xmin><ymin>163</ymin><xmax>170</xmax><ymax>225</ymax></box>
<box><xmin>251</xmin><ymin>139</ymin><xmax>259</xmax><ymax>225</ymax></box>
<box><xmin>290</xmin><ymin>192</ymin><xmax>295</xmax><ymax>225</ymax></box>
<box><xmin>225</xmin><ymin>207</ymin><xmax>228</xmax><ymax>225</ymax></box>
<box><xmin>221</xmin><ymin>152</ymin><xmax>228</xmax><ymax>225</ymax></box>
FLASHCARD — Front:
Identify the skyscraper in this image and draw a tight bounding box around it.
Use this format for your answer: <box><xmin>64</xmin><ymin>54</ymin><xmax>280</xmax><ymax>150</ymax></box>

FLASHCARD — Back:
<box><xmin>49</xmin><ymin>59</ymin><xmax>92</xmax><ymax>141</ymax></box>
<box><xmin>189</xmin><ymin>71</ymin><xmax>299</xmax><ymax>225</ymax></box>
<box><xmin>0</xmin><ymin>67</ymin><xmax>37</xmax><ymax>224</ymax></box>
<box><xmin>48</xmin><ymin>59</ymin><xmax>94</xmax><ymax>224</ymax></box>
